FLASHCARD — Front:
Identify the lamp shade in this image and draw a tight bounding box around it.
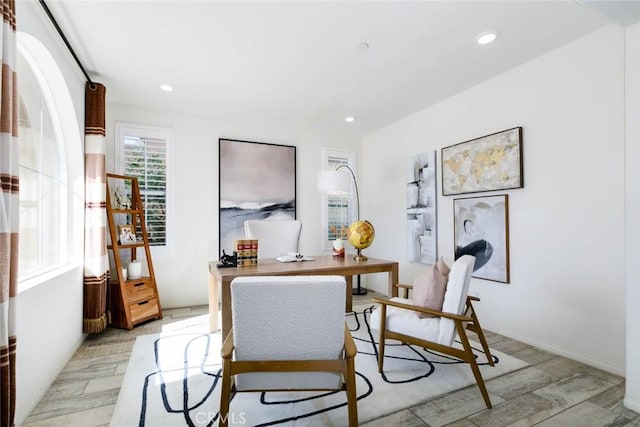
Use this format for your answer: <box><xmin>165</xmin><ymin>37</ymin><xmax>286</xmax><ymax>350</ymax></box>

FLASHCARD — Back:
<box><xmin>317</xmin><ymin>170</ymin><xmax>350</xmax><ymax>196</ymax></box>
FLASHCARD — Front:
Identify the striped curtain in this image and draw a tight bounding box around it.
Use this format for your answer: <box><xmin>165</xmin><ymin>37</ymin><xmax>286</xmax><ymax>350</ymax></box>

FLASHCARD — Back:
<box><xmin>0</xmin><ymin>1</ymin><xmax>18</xmax><ymax>425</ymax></box>
<box><xmin>82</xmin><ymin>82</ymin><xmax>109</xmax><ymax>334</ymax></box>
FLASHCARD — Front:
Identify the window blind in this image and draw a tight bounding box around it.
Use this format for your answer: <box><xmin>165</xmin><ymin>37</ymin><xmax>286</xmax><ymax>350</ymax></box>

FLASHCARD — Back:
<box><xmin>326</xmin><ymin>155</ymin><xmax>354</xmax><ymax>241</ymax></box>
<box><xmin>123</xmin><ymin>136</ymin><xmax>167</xmax><ymax>246</ymax></box>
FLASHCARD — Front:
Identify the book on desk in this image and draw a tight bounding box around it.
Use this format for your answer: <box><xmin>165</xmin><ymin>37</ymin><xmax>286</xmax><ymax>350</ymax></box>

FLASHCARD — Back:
<box><xmin>275</xmin><ymin>253</ymin><xmax>315</xmax><ymax>263</ymax></box>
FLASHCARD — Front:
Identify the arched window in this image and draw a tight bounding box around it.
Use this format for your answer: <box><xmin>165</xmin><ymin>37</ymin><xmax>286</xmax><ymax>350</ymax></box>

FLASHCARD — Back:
<box><xmin>16</xmin><ymin>32</ymin><xmax>83</xmax><ymax>287</ymax></box>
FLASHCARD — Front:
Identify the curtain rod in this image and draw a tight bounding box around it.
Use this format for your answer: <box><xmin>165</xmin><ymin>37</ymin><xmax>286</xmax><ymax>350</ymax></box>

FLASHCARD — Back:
<box><xmin>38</xmin><ymin>0</ymin><xmax>96</xmax><ymax>89</ymax></box>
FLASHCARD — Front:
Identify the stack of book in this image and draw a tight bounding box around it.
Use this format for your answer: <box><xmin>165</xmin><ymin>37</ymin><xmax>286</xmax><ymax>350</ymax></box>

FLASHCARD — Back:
<box><xmin>235</xmin><ymin>239</ymin><xmax>258</xmax><ymax>267</ymax></box>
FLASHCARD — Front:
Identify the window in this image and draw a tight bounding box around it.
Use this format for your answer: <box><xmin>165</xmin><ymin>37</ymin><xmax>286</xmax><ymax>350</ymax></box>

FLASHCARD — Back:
<box><xmin>17</xmin><ymin>41</ymin><xmax>66</xmax><ymax>280</ymax></box>
<box><xmin>116</xmin><ymin>123</ymin><xmax>172</xmax><ymax>252</ymax></box>
<box><xmin>321</xmin><ymin>148</ymin><xmax>357</xmax><ymax>250</ymax></box>
<box><xmin>15</xmin><ymin>32</ymin><xmax>82</xmax><ymax>290</ymax></box>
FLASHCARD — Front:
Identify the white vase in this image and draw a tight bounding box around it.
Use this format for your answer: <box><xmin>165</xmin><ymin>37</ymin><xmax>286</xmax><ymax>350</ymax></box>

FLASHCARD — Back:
<box><xmin>128</xmin><ymin>261</ymin><xmax>142</xmax><ymax>279</ymax></box>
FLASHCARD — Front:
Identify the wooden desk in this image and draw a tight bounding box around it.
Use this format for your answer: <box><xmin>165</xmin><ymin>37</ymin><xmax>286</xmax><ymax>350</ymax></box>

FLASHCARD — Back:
<box><xmin>208</xmin><ymin>255</ymin><xmax>399</xmax><ymax>339</ymax></box>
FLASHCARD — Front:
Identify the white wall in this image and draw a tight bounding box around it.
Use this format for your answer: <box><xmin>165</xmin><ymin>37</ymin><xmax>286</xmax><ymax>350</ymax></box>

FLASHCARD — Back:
<box><xmin>15</xmin><ymin>1</ymin><xmax>86</xmax><ymax>424</ymax></box>
<box><xmin>105</xmin><ymin>104</ymin><xmax>358</xmax><ymax>308</ymax></box>
<box><xmin>625</xmin><ymin>22</ymin><xmax>640</xmax><ymax>412</ymax></box>
<box><xmin>361</xmin><ymin>25</ymin><xmax>626</xmax><ymax>374</ymax></box>
<box><xmin>13</xmin><ymin>1</ymin><xmax>632</xmax><ymax>422</ymax></box>
<box><xmin>15</xmin><ymin>1</ymin><xmax>359</xmax><ymax>418</ymax></box>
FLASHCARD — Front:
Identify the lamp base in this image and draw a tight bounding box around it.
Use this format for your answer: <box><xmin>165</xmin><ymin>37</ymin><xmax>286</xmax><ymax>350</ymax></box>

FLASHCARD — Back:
<box><xmin>352</xmin><ymin>274</ymin><xmax>367</xmax><ymax>295</ymax></box>
<box><xmin>352</xmin><ymin>287</ymin><xmax>368</xmax><ymax>295</ymax></box>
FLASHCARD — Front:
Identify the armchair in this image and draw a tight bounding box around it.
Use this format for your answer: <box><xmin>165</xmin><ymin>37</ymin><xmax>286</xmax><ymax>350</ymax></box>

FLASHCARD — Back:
<box><xmin>244</xmin><ymin>219</ymin><xmax>302</xmax><ymax>258</ymax></box>
<box><xmin>370</xmin><ymin>255</ymin><xmax>495</xmax><ymax>408</ymax></box>
<box><xmin>219</xmin><ymin>275</ymin><xmax>358</xmax><ymax>426</ymax></box>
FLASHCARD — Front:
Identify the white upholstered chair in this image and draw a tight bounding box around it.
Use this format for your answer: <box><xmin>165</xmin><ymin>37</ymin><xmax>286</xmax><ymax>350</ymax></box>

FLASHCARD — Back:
<box><xmin>244</xmin><ymin>219</ymin><xmax>302</xmax><ymax>258</ymax></box>
<box><xmin>370</xmin><ymin>255</ymin><xmax>495</xmax><ymax>408</ymax></box>
<box><xmin>219</xmin><ymin>275</ymin><xmax>358</xmax><ymax>427</ymax></box>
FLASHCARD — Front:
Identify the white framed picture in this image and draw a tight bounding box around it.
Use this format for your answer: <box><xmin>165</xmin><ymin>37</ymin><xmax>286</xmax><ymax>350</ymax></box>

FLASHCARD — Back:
<box><xmin>118</xmin><ymin>224</ymin><xmax>137</xmax><ymax>245</ymax></box>
<box><xmin>454</xmin><ymin>194</ymin><xmax>509</xmax><ymax>283</ymax></box>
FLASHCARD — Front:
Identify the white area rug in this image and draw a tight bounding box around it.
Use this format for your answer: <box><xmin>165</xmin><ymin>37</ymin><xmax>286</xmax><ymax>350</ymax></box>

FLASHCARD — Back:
<box><xmin>111</xmin><ymin>306</ymin><xmax>528</xmax><ymax>426</ymax></box>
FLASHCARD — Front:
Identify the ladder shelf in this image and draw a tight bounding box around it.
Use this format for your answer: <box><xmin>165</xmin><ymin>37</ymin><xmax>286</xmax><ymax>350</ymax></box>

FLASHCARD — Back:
<box><xmin>105</xmin><ymin>173</ymin><xmax>163</xmax><ymax>330</ymax></box>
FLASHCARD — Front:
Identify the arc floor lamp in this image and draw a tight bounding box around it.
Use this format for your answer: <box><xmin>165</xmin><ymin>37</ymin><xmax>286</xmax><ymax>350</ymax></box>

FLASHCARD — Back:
<box><xmin>317</xmin><ymin>164</ymin><xmax>373</xmax><ymax>295</ymax></box>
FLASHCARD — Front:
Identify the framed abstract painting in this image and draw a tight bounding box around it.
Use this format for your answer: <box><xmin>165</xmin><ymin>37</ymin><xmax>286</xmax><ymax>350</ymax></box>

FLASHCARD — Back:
<box><xmin>441</xmin><ymin>127</ymin><xmax>523</xmax><ymax>196</ymax></box>
<box><xmin>454</xmin><ymin>194</ymin><xmax>509</xmax><ymax>283</ymax></box>
<box><xmin>406</xmin><ymin>150</ymin><xmax>437</xmax><ymax>264</ymax></box>
<box><xmin>218</xmin><ymin>139</ymin><xmax>296</xmax><ymax>257</ymax></box>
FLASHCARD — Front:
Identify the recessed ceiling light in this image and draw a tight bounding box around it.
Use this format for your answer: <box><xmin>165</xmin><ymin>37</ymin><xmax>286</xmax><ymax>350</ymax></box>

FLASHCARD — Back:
<box><xmin>476</xmin><ymin>31</ymin><xmax>498</xmax><ymax>45</ymax></box>
<box><xmin>160</xmin><ymin>84</ymin><xmax>174</xmax><ymax>92</ymax></box>
<box><xmin>345</xmin><ymin>116</ymin><xmax>355</xmax><ymax>123</ymax></box>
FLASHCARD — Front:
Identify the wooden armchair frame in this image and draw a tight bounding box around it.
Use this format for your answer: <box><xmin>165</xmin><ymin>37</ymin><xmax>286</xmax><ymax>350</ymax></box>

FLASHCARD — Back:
<box><xmin>219</xmin><ymin>324</ymin><xmax>359</xmax><ymax>427</ymax></box>
<box><xmin>373</xmin><ymin>286</ymin><xmax>494</xmax><ymax>408</ymax></box>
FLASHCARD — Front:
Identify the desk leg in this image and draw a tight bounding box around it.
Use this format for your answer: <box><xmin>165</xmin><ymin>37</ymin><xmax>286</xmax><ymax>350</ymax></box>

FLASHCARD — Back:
<box><xmin>221</xmin><ymin>277</ymin><xmax>232</xmax><ymax>341</ymax></box>
<box><xmin>389</xmin><ymin>264</ymin><xmax>399</xmax><ymax>298</ymax></box>
<box><xmin>208</xmin><ymin>270</ymin><xmax>219</xmax><ymax>333</ymax></box>
<box><xmin>345</xmin><ymin>276</ymin><xmax>353</xmax><ymax>312</ymax></box>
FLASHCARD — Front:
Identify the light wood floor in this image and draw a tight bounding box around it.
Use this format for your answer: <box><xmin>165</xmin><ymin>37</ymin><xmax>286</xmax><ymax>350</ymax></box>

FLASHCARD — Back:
<box><xmin>24</xmin><ymin>290</ymin><xmax>639</xmax><ymax>426</ymax></box>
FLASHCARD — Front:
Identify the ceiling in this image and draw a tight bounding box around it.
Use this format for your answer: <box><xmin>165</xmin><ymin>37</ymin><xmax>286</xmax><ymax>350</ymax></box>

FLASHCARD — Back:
<box><xmin>42</xmin><ymin>1</ymin><xmax>635</xmax><ymax>141</ymax></box>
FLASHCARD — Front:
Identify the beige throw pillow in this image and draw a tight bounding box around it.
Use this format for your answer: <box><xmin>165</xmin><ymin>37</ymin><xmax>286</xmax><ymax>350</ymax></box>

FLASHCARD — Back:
<box><xmin>412</xmin><ymin>258</ymin><xmax>451</xmax><ymax>318</ymax></box>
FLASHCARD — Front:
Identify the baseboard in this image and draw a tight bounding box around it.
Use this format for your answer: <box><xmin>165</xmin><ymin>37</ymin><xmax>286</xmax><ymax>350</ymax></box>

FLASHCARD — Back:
<box><xmin>487</xmin><ymin>327</ymin><xmax>625</xmax><ymax>377</ymax></box>
<box><xmin>624</xmin><ymin>397</ymin><xmax>640</xmax><ymax>413</ymax></box>
<box><xmin>14</xmin><ymin>334</ymin><xmax>86</xmax><ymax>425</ymax></box>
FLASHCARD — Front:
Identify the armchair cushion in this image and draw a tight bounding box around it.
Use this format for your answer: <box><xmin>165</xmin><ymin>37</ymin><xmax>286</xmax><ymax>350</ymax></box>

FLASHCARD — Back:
<box><xmin>438</xmin><ymin>255</ymin><xmax>475</xmax><ymax>345</ymax></box>
<box><xmin>370</xmin><ymin>297</ymin><xmax>440</xmax><ymax>342</ymax></box>
<box><xmin>412</xmin><ymin>258</ymin><xmax>450</xmax><ymax>318</ymax></box>
<box><xmin>231</xmin><ymin>275</ymin><xmax>345</xmax><ymax>390</ymax></box>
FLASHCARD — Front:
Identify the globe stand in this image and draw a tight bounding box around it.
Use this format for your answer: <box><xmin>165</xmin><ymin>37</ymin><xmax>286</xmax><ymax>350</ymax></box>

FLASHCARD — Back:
<box><xmin>353</xmin><ymin>249</ymin><xmax>368</xmax><ymax>262</ymax></box>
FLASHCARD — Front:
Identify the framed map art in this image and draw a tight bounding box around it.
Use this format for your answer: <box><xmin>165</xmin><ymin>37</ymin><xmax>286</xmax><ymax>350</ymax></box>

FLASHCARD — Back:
<box><xmin>441</xmin><ymin>127</ymin><xmax>523</xmax><ymax>196</ymax></box>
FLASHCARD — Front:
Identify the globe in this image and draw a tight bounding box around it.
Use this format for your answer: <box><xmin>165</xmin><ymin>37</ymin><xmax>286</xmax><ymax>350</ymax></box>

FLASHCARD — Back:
<box><xmin>347</xmin><ymin>220</ymin><xmax>375</xmax><ymax>261</ymax></box>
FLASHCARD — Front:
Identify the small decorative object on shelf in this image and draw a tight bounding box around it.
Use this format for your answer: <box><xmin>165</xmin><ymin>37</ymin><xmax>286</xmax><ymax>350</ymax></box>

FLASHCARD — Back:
<box><xmin>128</xmin><ymin>260</ymin><xmax>142</xmax><ymax>279</ymax></box>
<box><xmin>118</xmin><ymin>224</ymin><xmax>136</xmax><ymax>245</ymax></box>
<box><xmin>121</xmin><ymin>267</ymin><xmax>127</xmax><ymax>281</ymax></box>
<box><xmin>114</xmin><ymin>187</ymin><xmax>131</xmax><ymax>210</ymax></box>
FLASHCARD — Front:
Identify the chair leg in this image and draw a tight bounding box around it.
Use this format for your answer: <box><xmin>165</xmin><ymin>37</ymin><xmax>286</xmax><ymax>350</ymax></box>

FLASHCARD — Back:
<box><xmin>345</xmin><ymin>356</ymin><xmax>359</xmax><ymax>426</ymax></box>
<box><xmin>377</xmin><ymin>305</ymin><xmax>387</xmax><ymax>372</ymax></box>
<box><xmin>456</xmin><ymin>322</ymin><xmax>492</xmax><ymax>409</ymax></box>
<box><xmin>219</xmin><ymin>360</ymin><xmax>232</xmax><ymax>427</ymax></box>
<box><xmin>473</xmin><ymin>323</ymin><xmax>494</xmax><ymax>367</ymax></box>
<box><xmin>467</xmin><ymin>303</ymin><xmax>494</xmax><ymax>366</ymax></box>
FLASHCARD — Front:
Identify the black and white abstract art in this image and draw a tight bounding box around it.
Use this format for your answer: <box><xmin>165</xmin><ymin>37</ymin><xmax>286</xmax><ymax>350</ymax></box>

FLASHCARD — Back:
<box><xmin>218</xmin><ymin>139</ymin><xmax>296</xmax><ymax>257</ymax></box>
<box><xmin>454</xmin><ymin>194</ymin><xmax>510</xmax><ymax>283</ymax></box>
<box><xmin>406</xmin><ymin>150</ymin><xmax>437</xmax><ymax>264</ymax></box>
